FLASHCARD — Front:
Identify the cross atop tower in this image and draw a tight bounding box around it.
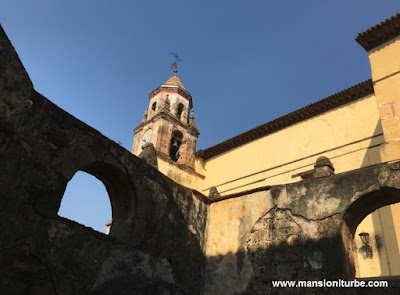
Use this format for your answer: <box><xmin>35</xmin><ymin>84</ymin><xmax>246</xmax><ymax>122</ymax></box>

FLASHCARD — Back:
<box><xmin>170</xmin><ymin>52</ymin><xmax>182</xmax><ymax>75</ymax></box>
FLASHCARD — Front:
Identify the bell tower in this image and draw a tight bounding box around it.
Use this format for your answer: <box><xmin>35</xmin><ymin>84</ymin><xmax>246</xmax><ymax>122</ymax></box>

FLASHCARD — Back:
<box><xmin>132</xmin><ymin>69</ymin><xmax>199</xmax><ymax>170</ymax></box>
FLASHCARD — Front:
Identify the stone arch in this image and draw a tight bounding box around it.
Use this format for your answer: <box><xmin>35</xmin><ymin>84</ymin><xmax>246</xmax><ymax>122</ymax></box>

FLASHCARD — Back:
<box><xmin>34</xmin><ymin>159</ymin><xmax>136</xmax><ymax>243</ymax></box>
<box><xmin>141</xmin><ymin>128</ymin><xmax>152</xmax><ymax>148</ymax></box>
<box><xmin>58</xmin><ymin>171</ymin><xmax>111</xmax><ymax>233</ymax></box>
<box><xmin>79</xmin><ymin>163</ymin><xmax>136</xmax><ymax>241</ymax></box>
<box><xmin>169</xmin><ymin>130</ymin><xmax>183</xmax><ymax>162</ymax></box>
<box><xmin>341</xmin><ymin>187</ymin><xmax>400</xmax><ymax>278</ymax></box>
<box><xmin>176</xmin><ymin>103</ymin><xmax>184</xmax><ymax>119</ymax></box>
<box><xmin>151</xmin><ymin>101</ymin><xmax>157</xmax><ymax>112</ymax></box>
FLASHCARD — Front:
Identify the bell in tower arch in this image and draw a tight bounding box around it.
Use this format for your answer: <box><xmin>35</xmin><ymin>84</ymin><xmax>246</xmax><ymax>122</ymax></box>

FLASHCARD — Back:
<box><xmin>170</xmin><ymin>131</ymin><xmax>183</xmax><ymax>162</ymax></box>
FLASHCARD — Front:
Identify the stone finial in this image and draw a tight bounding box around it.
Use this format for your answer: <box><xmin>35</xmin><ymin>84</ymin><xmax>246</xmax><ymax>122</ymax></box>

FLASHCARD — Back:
<box><xmin>138</xmin><ymin>142</ymin><xmax>158</xmax><ymax>169</ymax></box>
<box><xmin>313</xmin><ymin>156</ymin><xmax>335</xmax><ymax>178</ymax></box>
<box><xmin>189</xmin><ymin>111</ymin><xmax>198</xmax><ymax>129</ymax></box>
<box><xmin>209</xmin><ymin>186</ymin><xmax>220</xmax><ymax>199</ymax></box>
<box><xmin>141</xmin><ymin>108</ymin><xmax>148</xmax><ymax>123</ymax></box>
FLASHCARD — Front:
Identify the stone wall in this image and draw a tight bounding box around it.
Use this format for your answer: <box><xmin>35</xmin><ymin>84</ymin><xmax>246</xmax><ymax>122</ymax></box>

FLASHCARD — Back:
<box><xmin>0</xmin><ymin>25</ymin><xmax>207</xmax><ymax>294</ymax></box>
<box><xmin>204</xmin><ymin>163</ymin><xmax>400</xmax><ymax>294</ymax></box>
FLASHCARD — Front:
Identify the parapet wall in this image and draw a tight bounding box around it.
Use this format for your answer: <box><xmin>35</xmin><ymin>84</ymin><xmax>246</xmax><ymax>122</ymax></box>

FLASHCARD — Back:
<box><xmin>204</xmin><ymin>163</ymin><xmax>400</xmax><ymax>294</ymax></box>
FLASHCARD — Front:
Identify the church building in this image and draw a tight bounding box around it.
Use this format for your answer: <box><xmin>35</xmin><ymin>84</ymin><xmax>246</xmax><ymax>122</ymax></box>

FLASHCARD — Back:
<box><xmin>4</xmin><ymin>9</ymin><xmax>400</xmax><ymax>294</ymax></box>
<box><xmin>132</xmin><ymin>13</ymin><xmax>400</xmax><ymax>279</ymax></box>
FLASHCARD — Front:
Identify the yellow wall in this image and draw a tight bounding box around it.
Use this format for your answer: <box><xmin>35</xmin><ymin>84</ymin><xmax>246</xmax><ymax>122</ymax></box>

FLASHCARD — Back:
<box><xmin>202</xmin><ymin>94</ymin><xmax>383</xmax><ymax>195</ymax></box>
<box><xmin>204</xmin><ymin>190</ymin><xmax>274</xmax><ymax>294</ymax></box>
<box><xmin>200</xmin><ymin>90</ymin><xmax>398</xmax><ymax>279</ymax></box>
<box><xmin>350</xmin><ymin>35</ymin><xmax>400</xmax><ymax>278</ymax></box>
<box><xmin>355</xmin><ymin>203</ymin><xmax>400</xmax><ymax>277</ymax></box>
<box><xmin>157</xmin><ymin>156</ymin><xmax>205</xmax><ymax>191</ymax></box>
<box><xmin>368</xmin><ymin>35</ymin><xmax>400</xmax><ymax>163</ymax></box>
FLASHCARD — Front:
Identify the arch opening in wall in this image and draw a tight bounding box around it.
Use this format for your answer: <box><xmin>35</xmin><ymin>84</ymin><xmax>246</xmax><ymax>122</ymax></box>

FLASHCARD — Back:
<box><xmin>141</xmin><ymin>130</ymin><xmax>152</xmax><ymax>148</ymax></box>
<box><xmin>58</xmin><ymin>171</ymin><xmax>111</xmax><ymax>233</ymax></box>
<box><xmin>176</xmin><ymin>103</ymin><xmax>184</xmax><ymax>119</ymax></box>
<box><xmin>58</xmin><ymin>163</ymin><xmax>136</xmax><ymax>242</ymax></box>
<box><xmin>170</xmin><ymin>130</ymin><xmax>183</xmax><ymax>162</ymax></box>
<box><xmin>151</xmin><ymin>102</ymin><xmax>157</xmax><ymax>112</ymax></box>
<box><xmin>342</xmin><ymin>187</ymin><xmax>400</xmax><ymax>279</ymax></box>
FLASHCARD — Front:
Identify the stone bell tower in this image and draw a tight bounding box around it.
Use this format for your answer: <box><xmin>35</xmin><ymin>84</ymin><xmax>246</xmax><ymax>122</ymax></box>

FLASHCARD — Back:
<box><xmin>132</xmin><ymin>69</ymin><xmax>199</xmax><ymax>169</ymax></box>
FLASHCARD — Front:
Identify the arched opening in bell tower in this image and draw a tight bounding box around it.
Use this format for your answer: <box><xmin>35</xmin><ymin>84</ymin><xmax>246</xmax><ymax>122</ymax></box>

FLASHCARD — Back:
<box><xmin>170</xmin><ymin>130</ymin><xmax>183</xmax><ymax>162</ymax></box>
<box><xmin>176</xmin><ymin>103</ymin><xmax>184</xmax><ymax>119</ymax></box>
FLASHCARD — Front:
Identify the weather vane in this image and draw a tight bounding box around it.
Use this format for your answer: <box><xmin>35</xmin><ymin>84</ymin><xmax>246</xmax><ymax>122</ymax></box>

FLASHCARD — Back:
<box><xmin>170</xmin><ymin>52</ymin><xmax>182</xmax><ymax>74</ymax></box>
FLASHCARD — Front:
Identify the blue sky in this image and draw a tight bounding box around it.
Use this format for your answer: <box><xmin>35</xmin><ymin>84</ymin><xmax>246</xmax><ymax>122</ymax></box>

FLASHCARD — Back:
<box><xmin>1</xmin><ymin>1</ymin><xmax>400</xmax><ymax>232</ymax></box>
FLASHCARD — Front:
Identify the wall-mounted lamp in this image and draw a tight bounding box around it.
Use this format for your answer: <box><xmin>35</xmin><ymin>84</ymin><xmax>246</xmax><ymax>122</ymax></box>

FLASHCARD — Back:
<box><xmin>359</xmin><ymin>232</ymin><xmax>369</xmax><ymax>244</ymax></box>
<box><xmin>359</xmin><ymin>232</ymin><xmax>373</xmax><ymax>259</ymax></box>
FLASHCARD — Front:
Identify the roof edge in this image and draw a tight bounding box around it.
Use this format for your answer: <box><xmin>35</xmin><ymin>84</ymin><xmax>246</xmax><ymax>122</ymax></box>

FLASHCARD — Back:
<box><xmin>200</xmin><ymin>79</ymin><xmax>374</xmax><ymax>160</ymax></box>
<box><xmin>356</xmin><ymin>13</ymin><xmax>400</xmax><ymax>51</ymax></box>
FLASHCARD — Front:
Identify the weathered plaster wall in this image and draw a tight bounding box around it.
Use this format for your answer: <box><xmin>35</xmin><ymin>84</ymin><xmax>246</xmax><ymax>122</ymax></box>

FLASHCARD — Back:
<box><xmin>204</xmin><ymin>164</ymin><xmax>400</xmax><ymax>294</ymax></box>
<box><xmin>0</xmin><ymin>25</ymin><xmax>208</xmax><ymax>294</ymax></box>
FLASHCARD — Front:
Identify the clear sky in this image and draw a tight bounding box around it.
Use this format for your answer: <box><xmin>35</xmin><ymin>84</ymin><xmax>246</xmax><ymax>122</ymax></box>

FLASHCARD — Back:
<box><xmin>1</xmin><ymin>1</ymin><xmax>400</xmax><ymax>232</ymax></box>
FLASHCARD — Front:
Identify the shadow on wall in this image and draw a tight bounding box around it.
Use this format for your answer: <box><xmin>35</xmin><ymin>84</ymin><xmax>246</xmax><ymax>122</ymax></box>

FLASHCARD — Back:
<box><xmin>353</xmin><ymin>120</ymin><xmax>396</xmax><ymax>277</ymax></box>
<box><xmin>1</xmin><ymin>176</ymin><xmax>208</xmax><ymax>295</ymax></box>
<box><xmin>2</xmin><ymin>235</ymin><xmax>400</xmax><ymax>295</ymax></box>
<box><xmin>203</xmin><ymin>162</ymin><xmax>400</xmax><ymax>294</ymax></box>
<box><xmin>204</xmin><ymin>239</ymin><xmax>400</xmax><ymax>295</ymax></box>
<box><xmin>0</xmin><ymin>244</ymin><xmax>57</xmax><ymax>295</ymax></box>
<box><xmin>360</xmin><ymin>121</ymin><xmax>383</xmax><ymax>168</ymax></box>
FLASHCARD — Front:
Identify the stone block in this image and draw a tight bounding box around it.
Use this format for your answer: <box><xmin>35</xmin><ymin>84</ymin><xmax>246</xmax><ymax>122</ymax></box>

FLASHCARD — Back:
<box><xmin>378</xmin><ymin>102</ymin><xmax>394</xmax><ymax>118</ymax></box>
<box><xmin>380</xmin><ymin>140</ymin><xmax>400</xmax><ymax>162</ymax></box>
<box><xmin>384</xmin><ymin>130</ymin><xmax>400</xmax><ymax>142</ymax></box>
<box><xmin>382</xmin><ymin>117</ymin><xmax>400</xmax><ymax>134</ymax></box>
